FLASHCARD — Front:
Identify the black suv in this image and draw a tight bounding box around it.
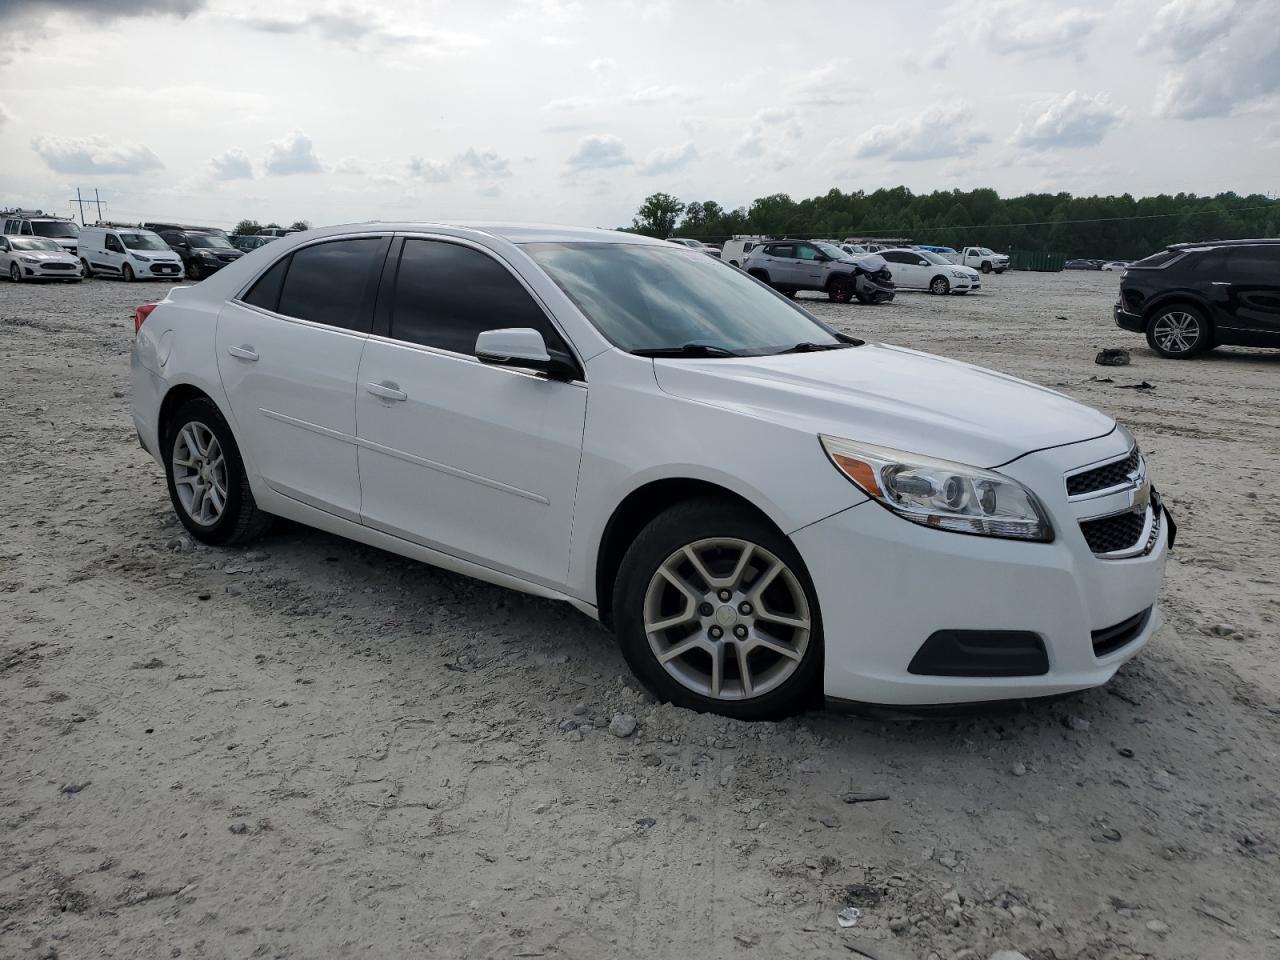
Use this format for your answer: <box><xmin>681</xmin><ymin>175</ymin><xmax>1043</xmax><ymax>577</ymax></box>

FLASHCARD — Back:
<box><xmin>156</xmin><ymin>228</ymin><xmax>244</xmax><ymax>280</ymax></box>
<box><xmin>1114</xmin><ymin>239</ymin><xmax>1280</xmax><ymax>358</ymax></box>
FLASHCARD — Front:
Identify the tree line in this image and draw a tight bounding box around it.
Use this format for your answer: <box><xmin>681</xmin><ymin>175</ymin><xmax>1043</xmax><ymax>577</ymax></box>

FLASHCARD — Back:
<box><xmin>627</xmin><ymin>188</ymin><xmax>1280</xmax><ymax>260</ymax></box>
<box><xmin>232</xmin><ymin>219</ymin><xmax>311</xmax><ymax>236</ymax></box>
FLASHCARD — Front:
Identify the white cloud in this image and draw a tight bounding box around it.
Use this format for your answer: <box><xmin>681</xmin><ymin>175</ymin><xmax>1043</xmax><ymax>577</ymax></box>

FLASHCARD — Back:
<box><xmin>1011</xmin><ymin>91</ymin><xmax>1124</xmax><ymax>149</ymax></box>
<box><xmin>242</xmin><ymin>10</ymin><xmax>484</xmax><ymax>56</ymax></box>
<box><xmin>638</xmin><ymin>142</ymin><xmax>698</xmax><ymax>176</ymax></box>
<box><xmin>566</xmin><ymin>134</ymin><xmax>631</xmax><ymax>172</ymax></box>
<box><xmin>1</xmin><ymin>0</ymin><xmax>203</xmax><ymax>61</ymax></box>
<box><xmin>1146</xmin><ymin>0</ymin><xmax>1280</xmax><ymax>119</ymax></box>
<box><xmin>333</xmin><ymin>157</ymin><xmax>365</xmax><ymax>175</ymax></box>
<box><xmin>983</xmin><ymin>3</ymin><xmax>1101</xmax><ymax>56</ymax></box>
<box><xmin>851</xmin><ymin>104</ymin><xmax>990</xmax><ymax>161</ymax></box>
<box><xmin>208</xmin><ymin>147</ymin><xmax>252</xmax><ymax>180</ymax></box>
<box><xmin>788</xmin><ymin>59</ymin><xmax>853</xmax><ymax>107</ymax></box>
<box><xmin>31</xmin><ymin>135</ymin><xmax>163</xmax><ymax>175</ymax></box>
<box><xmin>0</xmin><ymin>101</ymin><xmax>14</xmax><ymax>129</ymax></box>
<box><xmin>407</xmin><ymin>148</ymin><xmax>512</xmax><ymax>184</ymax></box>
<box><xmin>588</xmin><ymin>57</ymin><xmax>615</xmax><ymax>73</ymax></box>
<box><xmin>264</xmin><ymin>131</ymin><xmax>322</xmax><ymax>175</ymax></box>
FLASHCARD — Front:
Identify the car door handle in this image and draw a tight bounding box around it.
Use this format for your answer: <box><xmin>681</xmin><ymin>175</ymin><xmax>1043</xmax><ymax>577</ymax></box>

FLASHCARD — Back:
<box><xmin>365</xmin><ymin>380</ymin><xmax>407</xmax><ymax>402</ymax></box>
<box><xmin>227</xmin><ymin>345</ymin><xmax>259</xmax><ymax>361</ymax></box>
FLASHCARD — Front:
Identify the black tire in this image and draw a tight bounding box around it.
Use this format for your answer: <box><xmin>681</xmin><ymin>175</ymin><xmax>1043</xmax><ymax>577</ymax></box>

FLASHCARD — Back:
<box><xmin>729</xmin><ymin>259</ymin><xmax>740</xmax><ymax>268</ymax></box>
<box><xmin>782</xmin><ymin>288</ymin><xmax>797</xmax><ymax>299</ymax></box>
<box><xmin>980</xmin><ymin>262</ymin><xmax>993</xmax><ymax>274</ymax></box>
<box><xmin>929</xmin><ymin>275</ymin><xmax>950</xmax><ymax>295</ymax></box>
<box><xmin>163</xmin><ymin>397</ymin><xmax>271</xmax><ymax>546</ymax></box>
<box><xmin>612</xmin><ymin>498</ymin><xmax>823</xmax><ymax>720</ymax></box>
<box><xmin>123</xmin><ymin>263</ymin><xmax>135</xmax><ymax>283</ymax></box>
<box><xmin>9</xmin><ymin>263</ymin><xmax>20</xmax><ymax>283</ymax></box>
<box><xmin>1145</xmin><ymin>303</ymin><xmax>1210</xmax><ymax>358</ymax></box>
<box><xmin>80</xmin><ymin>258</ymin><xmax>94</xmax><ymax>279</ymax></box>
<box><xmin>186</xmin><ymin>260</ymin><xmax>202</xmax><ymax>281</ymax></box>
<box><xmin>855</xmin><ymin>292</ymin><xmax>871</xmax><ymax>304</ymax></box>
<box><xmin>827</xmin><ymin>275</ymin><xmax>854</xmax><ymax>303</ymax></box>
<box><xmin>747</xmin><ymin>269</ymin><xmax>770</xmax><ymax>285</ymax></box>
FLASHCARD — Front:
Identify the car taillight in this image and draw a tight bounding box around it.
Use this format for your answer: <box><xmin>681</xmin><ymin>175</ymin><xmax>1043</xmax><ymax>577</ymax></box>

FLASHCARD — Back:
<box><xmin>134</xmin><ymin>303</ymin><xmax>158</xmax><ymax>334</ymax></box>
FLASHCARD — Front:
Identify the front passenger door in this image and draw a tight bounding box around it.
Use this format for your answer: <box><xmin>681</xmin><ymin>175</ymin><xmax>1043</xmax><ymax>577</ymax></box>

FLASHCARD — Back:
<box><xmin>355</xmin><ymin>237</ymin><xmax>587</xmax><ymax>588</ymax></box>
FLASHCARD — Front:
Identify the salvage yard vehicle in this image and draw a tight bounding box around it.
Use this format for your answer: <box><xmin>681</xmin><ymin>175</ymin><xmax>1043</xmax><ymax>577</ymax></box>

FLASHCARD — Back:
<box><xmin>131</xmin><ymin>222</ymin><xmax>1172</xmax><ymax>718</ymax></box>
<box><xmin>744</xmin><ymin>239</ymin><xmax>895</xmax><ymax>303</ymax></box>
<box><xmin>2</xmin><ymin>209</ymin><xmax>81</xmax><ymax>255</ymax></box>
<box><xmin>0</xmin><ymin>235</ymin><xmax>83</xmax><ymax>282</ymax></box>
<box><xmin>950</xmin><ymin>246</ymin><xmax>1009</xmax><ymax>273</ymax></box>
<box><xmin>157</xmin><ymin>229</ymin><xmax>244</xmax><ymax>280</ymax></box>
<box><xmin>78</xmin><ymin>225</ymin><xmax>184</xmax><ymax>281</ymax></box>
<box><xmin>232</xmin><ymin>235</ymin><xmax>278</xmax><ymax>252</ymax></box>
<box><xmin>1114</xmin><ymin>238</ymin><xmax>1280</xmax><ymax>358</ymax></box>
<box><xmin>880</xmin><ymin>248</ymin><xmax>981</xmax><ymax>295</ymax></box>
<box><xmin>668</xmin><ymin>237</ymin><xmax>721</xmax><ymax>258</ymax></box>
<box><xmin>721</xmin><ymin>236</ymin><xmax>767</xmax><ymax>268</ymax></box>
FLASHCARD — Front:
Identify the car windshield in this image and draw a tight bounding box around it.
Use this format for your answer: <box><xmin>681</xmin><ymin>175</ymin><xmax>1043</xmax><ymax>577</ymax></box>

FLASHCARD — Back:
<box><xmin>30</xmin><ymin>221</ymin><xmax>80</xmax><ymax>239</ymax></box>
<box><xmin>816</xmin><ymin>242</ymin><xmax>848</xmax><ymax>260</ymax></box>
<box><xmin>120</xmin><ymin>232</ymin><xmax>169</xmax><ymax>251</ymax></box>
<box><xmin>188</xmin><ymin>234</ymin><xmax>233</xmax><ymax>249</ymax></box>
<box><xmin>524</xmin><ymin>242</ymin><xmax>845</xmax><ymax>356</ymax></box>
<box><xmin>11</xmin><ymin>238</ymin><xmax>62</xmax><ymax>251</ymax></box>
<box><xmin>977</xmin><ymin>247</ymin><xmax>994</xmax><ymax>256</ymax></box>
<box><xmin>919</xmin><ymin>251</ymin><xmax>952</xmax><ymax>265</ymax></box>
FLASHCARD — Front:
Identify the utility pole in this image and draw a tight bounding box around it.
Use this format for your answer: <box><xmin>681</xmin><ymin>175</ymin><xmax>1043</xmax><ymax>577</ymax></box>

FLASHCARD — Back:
<box><xmin>68</xmin><ymin>187</ymin><xmax>87</xmax><ymax>225</ymax></box>
<box><xmin>93</xmin><ymin>189</ymin><xmax>104</xmax><ymax>223</ymax></box>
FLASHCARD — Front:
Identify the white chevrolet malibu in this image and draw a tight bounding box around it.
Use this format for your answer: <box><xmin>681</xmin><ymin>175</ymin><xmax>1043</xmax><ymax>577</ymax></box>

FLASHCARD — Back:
<box><xmin>130</xmin><ymin>223</ymin><xmax>1172</xmax><ymax>718</ymax></box>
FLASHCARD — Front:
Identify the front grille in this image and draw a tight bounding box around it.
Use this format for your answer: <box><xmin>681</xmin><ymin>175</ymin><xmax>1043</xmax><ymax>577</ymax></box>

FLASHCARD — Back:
<box><xmin>150</xmin><ymin>263</ymin><xmax>179</xmax><ymax>274</ymax></box>
<box><xmin>1079</xmin><ymin>509</ymin><xmax>1147</xmax><ymax>554</ymax></box>
<box><xmin>1068</xmin><ymin>447</ymin><xmax>1140</xmax><ymax>497</ymax></box>
<box><xmin>1092</xmin><ymin>606</ymin><xmax>1152</xmax><ymax>657</ymax></box>
<box><xmin>40</xmin><ymin>262</ymin><xmax>75</xmax><ymax>270</ymax></box>
<box><xmin>217</xmin><ymin>253</ymin><xmax>238</xmax><ymax>262</ymax></box>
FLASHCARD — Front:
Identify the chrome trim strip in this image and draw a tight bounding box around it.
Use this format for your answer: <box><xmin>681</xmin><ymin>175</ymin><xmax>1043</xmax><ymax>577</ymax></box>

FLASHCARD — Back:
<box><xmin>260</xmin><ymin>408</ymin><xmax>354</xmax><ymax>443</ymax></box>
<box><xmin>355</xmin><ymin>434</ymin><xmax>550</xmax><ymax>505</ymax></box>
<box><xmin>364</xmin><ymin>333</ymin><xmax>587</xmax><ymax>387</ymax></box>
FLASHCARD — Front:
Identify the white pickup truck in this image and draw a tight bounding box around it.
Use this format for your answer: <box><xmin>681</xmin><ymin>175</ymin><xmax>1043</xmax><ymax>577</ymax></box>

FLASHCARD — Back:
<box><xmin>949</xmin><ymin>246</ymin><xmax>1009</xmax><ymax>274</ymax></box>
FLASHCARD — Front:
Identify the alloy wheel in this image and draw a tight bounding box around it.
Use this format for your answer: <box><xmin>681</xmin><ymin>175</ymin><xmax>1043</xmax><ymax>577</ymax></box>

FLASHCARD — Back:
<box><xmin>642</xmin><ymin>538</ymin><xmax>811</xmax><ymax>701</ymax></box>
<box><xmin>10</xmin><ymin>263</ymin><xmax>20</xmax><ymax>282</ymax></box>
<box><xmin>171</xmin><ymin>421</ymin><xmax>228</xmax><ymax>526</ymax></box>
<box><xmin>931</xmin><ymin>276</ymin><xmax>949</xmax><ymax>295</ymax></box>
<box><xmin>1151</xmin><ymin>311</ymin><xmax>1200</xmax><ymax>354</ymax></box>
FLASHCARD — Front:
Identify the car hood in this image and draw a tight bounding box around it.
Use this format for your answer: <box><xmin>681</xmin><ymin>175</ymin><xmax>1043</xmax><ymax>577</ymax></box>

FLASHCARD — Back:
<box><xmin>652</xmin><ymin>342</ymin><xmax>1114</xmax><ymax>467</ymax></box>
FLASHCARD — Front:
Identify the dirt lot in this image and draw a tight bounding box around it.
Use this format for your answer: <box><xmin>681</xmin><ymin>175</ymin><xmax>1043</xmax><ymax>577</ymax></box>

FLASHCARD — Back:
<box><xmin>2</xmin><ymin>270</ymin><xmax>1278</xmax><ymax>960</ymax></box>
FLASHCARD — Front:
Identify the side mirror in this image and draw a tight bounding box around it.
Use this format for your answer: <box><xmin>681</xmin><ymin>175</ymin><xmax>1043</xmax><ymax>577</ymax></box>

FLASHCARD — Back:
<box><xmin>476</xmin><ymin>328</ymin><xmax>578</xmax><ymax>380</ymax></box>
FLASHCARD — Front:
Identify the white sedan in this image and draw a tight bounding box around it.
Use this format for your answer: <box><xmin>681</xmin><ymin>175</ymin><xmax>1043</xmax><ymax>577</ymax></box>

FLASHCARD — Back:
<box><xmin>1</xmin><ymin>236</ymin><xmax>84</xmax><ymax>282</ymax></box>
<box><xmin>881</xmin><ymin>248</ymin><xmax>980</xmax><ymax>294</ymax></box>
<box><xmin>130</xmin><ymin>222</ymin><xmax>1170</xmax><ymax>717</ymax></box>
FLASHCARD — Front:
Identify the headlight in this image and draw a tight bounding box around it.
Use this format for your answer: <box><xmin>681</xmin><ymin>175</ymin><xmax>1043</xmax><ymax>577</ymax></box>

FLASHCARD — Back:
<box><xmin>131</xmin><ymin>254</ymin><xmax>152</xmax><ymax>262</ymax></box>
<box><xmin>952</xmin><ymin>270</ymin><xmax>967</xmax><ymax>278</ymax></box>
<box><xmin>819</xmin><ymin>435</ymin><xmax>1053</xmax><ymax>542</ymax></box>
<box><xmin>20</xmin><ymin>256</ymin><xmax>39</xmax><ymax>263</ymax></box>
<box><xmin>197</xmin><ymin>250</ymin><xmax>215</xmax><ymax>258</ymax></box>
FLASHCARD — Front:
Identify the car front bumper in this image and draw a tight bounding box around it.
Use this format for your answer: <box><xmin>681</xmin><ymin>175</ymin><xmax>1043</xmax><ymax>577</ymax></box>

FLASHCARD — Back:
<box><xmin>794</xmin><ymin>432</ymin><xmax>1170</xmax><ymax>705</ymax></box>
<box><xmin>19</xmin><ymin>262</ymin><xmax>82</xmax><ymax>279</ymax></box>
<box><xmin>1114</xmin><ymin>303</ymin><xmax>1144</xmax><ymax>332</ymax></box>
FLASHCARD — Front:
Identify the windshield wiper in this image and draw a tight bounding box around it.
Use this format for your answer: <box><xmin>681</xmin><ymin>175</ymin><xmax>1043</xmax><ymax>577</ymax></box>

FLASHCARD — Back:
<box><xmin>772</xmin><ymin>341</ymin><xmax>857</xmax><ymax>355</ymax></box>
<box><xmin>630</xmin><ymin>343</ymin><xmax>742</xmax><ymax>358</ymax></box>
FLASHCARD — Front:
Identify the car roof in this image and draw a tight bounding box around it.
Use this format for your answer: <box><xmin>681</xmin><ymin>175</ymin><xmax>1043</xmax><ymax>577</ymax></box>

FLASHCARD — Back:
<box><xmin>1168</xmin><ymin>238</ymin><xmax>1280</xmax><ymax>250</ymax></box>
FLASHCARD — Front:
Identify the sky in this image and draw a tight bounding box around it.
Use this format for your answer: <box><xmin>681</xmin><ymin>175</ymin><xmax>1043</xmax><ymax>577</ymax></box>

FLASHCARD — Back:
<box><xmin>1</xmin><ymin>0</ymin><xmax>1278</xmax><ymax>230</ymax></box>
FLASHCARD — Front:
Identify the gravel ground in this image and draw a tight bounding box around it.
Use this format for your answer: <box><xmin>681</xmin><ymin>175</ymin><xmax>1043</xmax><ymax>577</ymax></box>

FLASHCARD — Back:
<box><xmin>2</xmin><ymin>270</ymin><xmax>1278</xmax><ymax>960</ymax></box>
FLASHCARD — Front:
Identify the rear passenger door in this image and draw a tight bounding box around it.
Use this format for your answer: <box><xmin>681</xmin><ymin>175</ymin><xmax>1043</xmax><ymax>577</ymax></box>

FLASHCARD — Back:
<box><xmin>1224</xmin><ymin>246</ymin><xmax>1280</xmax><ymax>340</ymax></box>
<box><xmin>762</xmin><ymin>243</ymin><xmax>798</xmax><ymax>285</ymax></box>
<box><xmin>216</xmin><ymin>235</ymin><xmax>390</xmax><ymax>522</ymax></box>
<box><xmin>354</xmin><ymin>236</ymin><xmax>587</xmax><ymax>588</ymax></box>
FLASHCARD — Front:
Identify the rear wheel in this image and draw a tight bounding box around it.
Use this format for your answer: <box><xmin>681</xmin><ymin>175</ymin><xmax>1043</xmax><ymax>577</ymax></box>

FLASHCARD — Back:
<box><xmin>827</xmin><ymin>275</ymin><xmax>854</xmax><ymax>303</ymax></box>
<box><xmin>929</xmin><ymin>275</ymin><xmax>950</xmax><ymax>295</ymax></box>
<box><xmin>164</xmin><ymin>397</ymin><xmax>271</xmax><ymax>545</ymax></box>
<box><xmin>613</xmin><ymin>499</ymin><xmax>822</xmax><ymax>720</ymax></box>
<box><xmin>1146</xmin><ymin>304</ymin><xmax>1209</xmax><ymax>358</ymax></box>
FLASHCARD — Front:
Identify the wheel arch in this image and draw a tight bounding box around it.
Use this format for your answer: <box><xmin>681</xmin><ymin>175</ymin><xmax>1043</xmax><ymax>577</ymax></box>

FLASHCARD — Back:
<box><xmin>746</xmin><ymin>267</ymin><xmax>771</xmax><ymax>284</ymax></box>
<box><xmin>157</xmin><ymin>382</ymin><xmax>218</xmax><ymax>446</ymax></box>
<box><xmin>594</xmin><ymin>477</ymin><xmax>789</xmax><ymax>628</ymax></box>
<box><xmin>824</xmin><ymin>270</ymin><xmax>854</xmax><ymax>289</ymax></box>
<box><xmin>1141</xmin><ymin>294</ymin><xmax>1215</xmax><ymax>334</ymax></box>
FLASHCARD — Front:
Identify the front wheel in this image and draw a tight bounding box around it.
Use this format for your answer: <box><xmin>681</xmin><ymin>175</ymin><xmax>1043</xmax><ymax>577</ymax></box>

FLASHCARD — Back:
<box><xmin>122</xmin><ymin>263</ymin><xmax>135</xmax><ymax>282</ymax></box>
<box><xmin>827</xmin><ymin>275</ymin><xmax>854</xmax><ymax>303</ymax></box>
<box><xmin>980</xmin><ymin>262</ymin><xmax>993</xmax><ymax>274</ymax></box>
<box><xmin>80</xmin><ymin>258</ymin><xmax>94</xmax><ymax>279</ymax></box>
<box><xmin>929</xmin><ymin>275</ymin><xmax>950</xmax><ymax>295</ymax></box>
<box><xmin>9</xmin><ymin>263</ymin><xmax>21</xmax><ymax>283</ymax></box>
<box><xmin>612</xmin><ymin>499</ymin><xmax>822</xmax><ymax>719</ymax></box>
<box><xmin>1146</xmin><ymin>305</ymin><xmax>1209</xmax><ymax>358</ymax></box>
<box><xmin>186</xmin><ymin>261</ymin><xmax>202</xmax><ymax>281</ymax></box>
<box><xmin>164</xmin><ymin>397</ymin><xmax>271</xmax><ymax>545</ymax></box>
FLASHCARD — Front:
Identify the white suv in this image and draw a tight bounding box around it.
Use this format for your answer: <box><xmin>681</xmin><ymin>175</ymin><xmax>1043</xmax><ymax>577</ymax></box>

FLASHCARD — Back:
<box><xmin>79</xmin><ymin>226</ymin><xmax>185</xmax><ymax>281</ymax></box>
<box><xmin>130</xmin><ymin>222</ymin><xmax>1171</xmax><ymax>717</ymax></box>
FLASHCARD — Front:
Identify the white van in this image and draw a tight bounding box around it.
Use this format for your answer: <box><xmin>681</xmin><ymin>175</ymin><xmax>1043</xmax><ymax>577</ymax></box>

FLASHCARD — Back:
<box><xmin>721</xmin><ymin>236</ymin><xmax>770</xmax><ymax>268</ymax></box>
<box><xmin>79</xmin><ymin>225</ymin><xmax>184</xmax><ymax>281</ymax></box>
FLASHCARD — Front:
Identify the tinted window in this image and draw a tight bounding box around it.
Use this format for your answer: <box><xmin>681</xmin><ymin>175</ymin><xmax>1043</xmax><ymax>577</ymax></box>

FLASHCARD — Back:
<box><xmin>1228</xmin><ymin>246</ymin><xmax>1280</xmax><ymax>283</ymax></box>
<box><xmin>768</xmin><ymin>244</ymin><xmax>795</xmax><ymax>258</ymax></box>
<box><xmin>881</xmin><ymin>251</ymin><xmax>907</xmax><ymax>263</ymax></box>
<box><xmin>277</xmin><ymin>238</ymin><xmax>386</xmax><ymax>332</ymax></box>
<box><xmin>1129</xmin><ymin>249</ymin><xmax>1183</xmax><ymax>269</ymax></box>
<box><xmin>389</xmin><ymin>239</ymin><xmax>566</xmax><ymax>356</ymax></box>
<box><xmin>242</xmin><ymin>256</ymin><xmax>290</xmax><ymax>312</ymax></box>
